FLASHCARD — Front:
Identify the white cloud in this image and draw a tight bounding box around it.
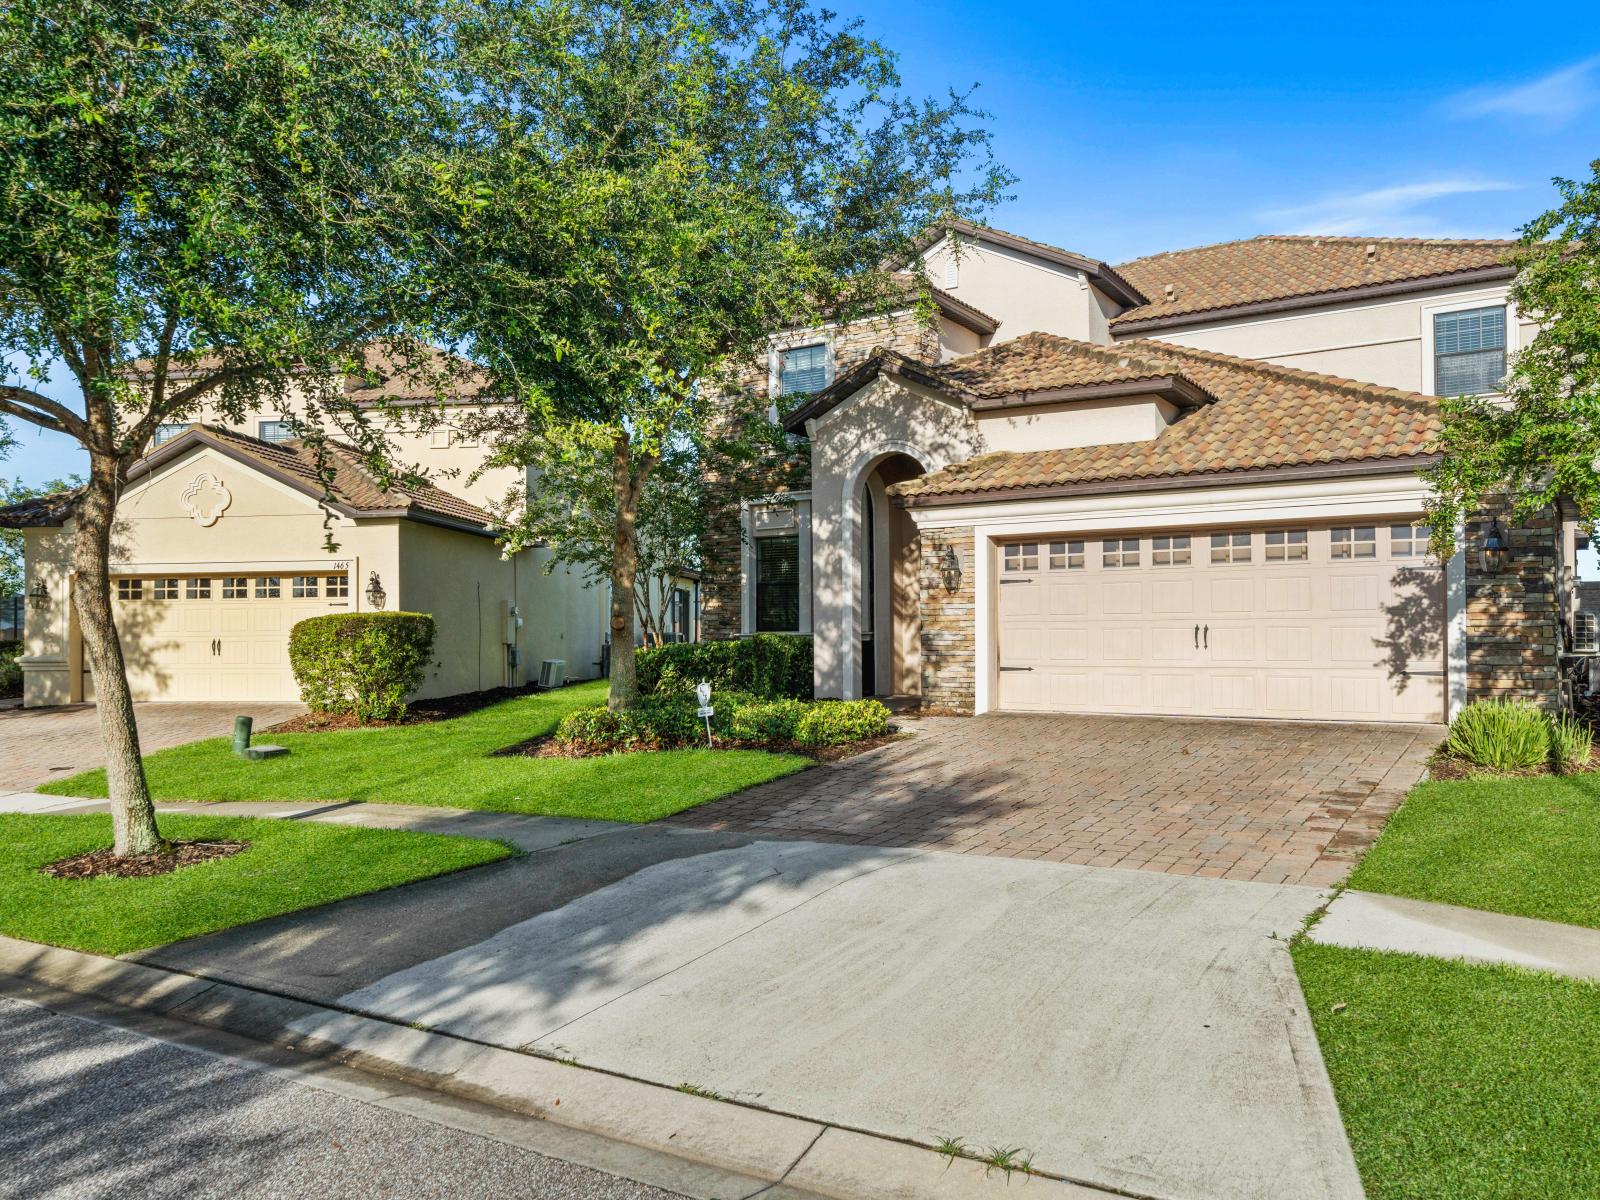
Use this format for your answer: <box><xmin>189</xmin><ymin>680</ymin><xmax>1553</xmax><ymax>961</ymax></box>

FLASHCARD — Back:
<box><xmin>1260</xmin><ymin>179</ymin><xmax>1516</xmax><ymax>237</ymax></box>
<box><xmin>1446</xmin><ymin>56</ymin><xmax>1600</xmax><ymax>125</ymax></box>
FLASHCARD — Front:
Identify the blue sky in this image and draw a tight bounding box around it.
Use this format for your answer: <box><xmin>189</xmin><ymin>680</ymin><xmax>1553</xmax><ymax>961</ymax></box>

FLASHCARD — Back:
<box><xmin>5</xmin><ymin>2</ymin><xmax>1598</xmax><ymax>490</ymax></box>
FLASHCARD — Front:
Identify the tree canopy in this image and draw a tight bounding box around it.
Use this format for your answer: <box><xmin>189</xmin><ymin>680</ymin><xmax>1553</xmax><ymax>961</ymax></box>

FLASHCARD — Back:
<box><xmin>437</xmin><ymin>0</ymin><xmax>1011</xmax><ymax>703</ymax></box>
<box><xmin>1426</xmin><ymin>160</ymin><xmax>1600</xmax><ymax>554</ymax></box>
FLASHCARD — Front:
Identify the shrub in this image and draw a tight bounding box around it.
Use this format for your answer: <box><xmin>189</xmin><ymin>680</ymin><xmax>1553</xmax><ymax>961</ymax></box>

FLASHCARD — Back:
<box><xmin>729</xmin><ymin>698</ymin><xmax>808</xmax><ymax>743</ymax></box>
<box><xmin>289</xmin><ymin>612</ymin><xmax>436</xmax><ymax>722</ymax></box>
<box><xmin>555</xmin><ymin>690</ymin><xmax>755</xmax><ymax>752</ymax></box>
<box><xmin>637</xmin><ymin>634</ymin><xmax>812</xmax><ymax>700</ymax></box>
<box><xmin>793</xmin><ymin>699</ymin><xmax>891</xmax><ymax>746</ymax></box>
<box><xmin>1549</xmin><ymin>714</ymin><xmax>1594</xmax><ymax>774</ymax></box>
<box><xmin>0</xmin><ymin>644</ymin><xmax>20</xmax><ymax>699</ymax></box>
<box><xmin>1444</xmin><ymin>699</ymin><xmax>1551</xmax><ymax>772</ymax></box>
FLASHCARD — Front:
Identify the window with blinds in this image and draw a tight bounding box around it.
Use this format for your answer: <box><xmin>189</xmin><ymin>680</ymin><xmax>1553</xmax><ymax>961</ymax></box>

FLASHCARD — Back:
<box><xmin>1434</xmin><ymin>307</ymin><xmax>1506</xmax><ymax>396</ymax></box>
<box><xmin>754</xmin><ymin>535</ymin><xmax>800</xmax><ymax>632</ymax></box>
<box><xmin>778</xmin><ymin>344</ymin><xmax>829</xmax><ymax>395</ymax></box>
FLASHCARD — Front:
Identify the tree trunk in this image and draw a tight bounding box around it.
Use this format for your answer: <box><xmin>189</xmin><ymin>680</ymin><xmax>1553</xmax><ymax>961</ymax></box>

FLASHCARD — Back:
<box><xmin>607</xmin><ymin>435</ymin><xmax>644</xmax><ymax>710</ymax></box>
<box><xmin>72</xmin><ymin>453</ymin><xmax>163</xmax><ymax>856</ymax></box>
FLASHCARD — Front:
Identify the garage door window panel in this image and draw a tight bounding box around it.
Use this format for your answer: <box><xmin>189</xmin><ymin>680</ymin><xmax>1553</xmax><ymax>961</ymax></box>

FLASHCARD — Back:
<box><xmin>117</xmin><ymin>579</ymin><xmax>143</xmax><ymax>601</ymax></box>
<box><xmin>1102</xmin><ymin>538</ymin><xmax>1139</xmax><ymax>568</ymax></box>
<box><xmin>292</xmin><ymin>576</ymin><xmax>319</xmax><ymax>598</ymax></box>
<box><xmin>1265</xmin><ymin>530</ymin><xmax>1308</xmax><ymax>562</ymax></box>
<box><xmin>1152</xmin><ymin>535</ymin><xmax>1191</xmax><ymax>566</ymax></box>
<box><xmin>186</xmin><ymin>578</ymin><xmax>212</xmax><ymax>600</ymax></box>
<box><xmin>1210</xmin><ymin>532</ymin><xmax>1251</xmax><ymax>564</ymax></box>
<box><xmin>151</xmin><ymin>578</ymin><xmax>180</xmax><ymax>601</ymax></box>
<box><xmin>1003</xmin><ymin>543</ymin><xmax>1040</xmax><ymax>573</ymax></box>
<box><xmin>1047</xmin><ymin>541</ymin><xmax>1083</xmax><ymax>570</ymax></box>
<box><xmin>1331</xmin><ymin>527</ymin><xmax>1376</xmax><ymax>560</ymax></box>
<box><xmin>326</xmin><ymin>574</ymin><xmax>350</xmax><ymax>599</ymax></box>
<box><xmin>222</xmin><ymin>577</ymin><xmax>249</xmax><ymax>599</ymax></box>
<box><xmin>255</xmin><ymin>576</ymin><xmax>282</xmax><ymax>599</ymax></box>
<box><xmin>1390</xmin><ymin>523</ymin><xmax>1432</xmax><ymax>558</ymax></box>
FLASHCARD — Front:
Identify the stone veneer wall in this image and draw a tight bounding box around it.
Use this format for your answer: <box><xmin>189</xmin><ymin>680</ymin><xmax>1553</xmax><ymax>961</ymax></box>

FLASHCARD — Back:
<box><xmin>1463</xmin><ymin>505</ymin><xmax>1564</xmax><ymax>710</ymax></box>
<box><xmin>700</xmin><ymin>309</ymin><xmax>943</xmax><ymax>640</ymax></box>
<box><xmin>917</xmin><ymin>527</ymin><xmax>975</xmax><ymax>711</ymax></box>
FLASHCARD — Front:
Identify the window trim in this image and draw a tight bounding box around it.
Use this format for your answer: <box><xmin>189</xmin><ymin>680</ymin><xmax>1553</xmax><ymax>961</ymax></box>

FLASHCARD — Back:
<box><xmin>257</xmin><ymin>419</ymin><xmax>297</xmax><ymax>443</ymax></box>
<box><xmin>766</xmin><ymin>333</ymin><xmax>836</xmax><ymax>420</ymax></box>
<box><xmin>1422</xmin><ymin>295</ymin><xmax>1515</xmax><ymax>398</ymax></box>
<box><xmin>741</xmin><ymin>493</ymin><xmax>813</xmax><ymax>635</ymax></box>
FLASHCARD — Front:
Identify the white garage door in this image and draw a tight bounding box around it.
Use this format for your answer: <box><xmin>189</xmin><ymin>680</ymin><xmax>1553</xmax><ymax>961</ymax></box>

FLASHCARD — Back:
<box><xmin>996</xmin><ymin>523</ymin><xmax>1444</xmax><ymax>723</ymax></box>
<box><xmin>97</xmin><ymin>572</ymin><xmax>352</xmax><ymax>702</ymax></box>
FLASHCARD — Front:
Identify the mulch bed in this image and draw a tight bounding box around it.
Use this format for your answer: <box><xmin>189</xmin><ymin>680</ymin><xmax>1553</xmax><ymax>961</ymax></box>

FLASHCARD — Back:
<box><xmin>268</xmin><ymin>684</ymin><xmax>549</xmax><ymax>733</ymax></box>
<box><xmin>1428</xmin><ymin>746</ymin><xmax>1600</xmax><ymax>782</ymax></box>
<box><xmin>492</xmin><ymin>730</ymin><xmax>911</xmax><ymax>762</ymax></box>
<box><xmin>42</xmin><ymin>839</ymin><xmax>249</xmax><ymax>880</ymax></box>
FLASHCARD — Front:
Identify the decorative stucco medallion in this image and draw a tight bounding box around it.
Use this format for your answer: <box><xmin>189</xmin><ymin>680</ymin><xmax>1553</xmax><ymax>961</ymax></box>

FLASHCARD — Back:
<box><xmin>180</xmin><ymin>472</ymin><xmax>233</xmax><ymax>527</ymax></box>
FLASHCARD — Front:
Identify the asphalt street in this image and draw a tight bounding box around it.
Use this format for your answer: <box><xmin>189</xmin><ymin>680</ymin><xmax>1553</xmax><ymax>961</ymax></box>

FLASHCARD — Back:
<box><xmin>0</xmin><ymin>996</ymin><xmax>688</xmax><ymax>1200</ymax></box>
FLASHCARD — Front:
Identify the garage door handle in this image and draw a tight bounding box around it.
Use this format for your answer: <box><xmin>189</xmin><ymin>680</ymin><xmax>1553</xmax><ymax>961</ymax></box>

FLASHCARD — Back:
<box><xmin>998</xmin><ymin>666</ymin><xmax>1033</xmax><ymax>672</ymax></box>
<box><xmin>1194</xmin><ymin>623</ymin><xmax>1199</xmax><ymax>648</ymax></box>
<box><xmin>1203</xmin><ymin>625</ymin><xmax>1209</xmax><ymax>649</ymax></box>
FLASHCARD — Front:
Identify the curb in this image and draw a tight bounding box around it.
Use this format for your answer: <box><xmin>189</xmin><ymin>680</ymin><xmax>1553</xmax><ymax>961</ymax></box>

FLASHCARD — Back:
<box><xmin>0</xmin><ymin>934</ymin><xmax>1121</xmax><ymax>1200</ymax></box>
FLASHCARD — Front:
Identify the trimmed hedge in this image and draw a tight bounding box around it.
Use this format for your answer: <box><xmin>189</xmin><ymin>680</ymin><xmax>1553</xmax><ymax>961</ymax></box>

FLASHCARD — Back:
<box><xmin>637</xmin><ymin>634</ymin><xmax>812</xmax><ymax>700</ymax></box>
<box><xmin>555</xmin><ymin>694</ymin><xmax>889</xmax><ymax>755</ymax></box>
<box><xmin>0</xmin><ymin>644</ymin><xmax>20</xmax><ymax>699</ymax></box>
<box><xmin>288</xmin><ymin>612</ymin><xmax>436</xmax><ymax>722</ymax></box>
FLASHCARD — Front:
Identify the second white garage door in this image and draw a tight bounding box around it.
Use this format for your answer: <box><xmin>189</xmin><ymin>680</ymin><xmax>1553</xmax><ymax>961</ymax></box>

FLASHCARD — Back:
<box><xmin>995</xmin><ymin>523</ymin><xmax>1445</xmax><ymax>723</ymax></box>
<box><xmin>99</xmin><ymin>572</ymin><xmax>352</xmax><ymax>702</ymax></box>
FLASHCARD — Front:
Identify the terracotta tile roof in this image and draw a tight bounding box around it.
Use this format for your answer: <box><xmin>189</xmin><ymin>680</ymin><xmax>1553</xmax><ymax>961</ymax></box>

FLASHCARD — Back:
<box><xmin>127</xmin><ymin>425</ymin><xmax>497</xmax><ymax>528</ymax></box>
<box><xmin>889</xmin><ymin>334</ymin><xmax>1439</xmax><ymax>503</ymax></box>
<box><xmin>930</xmin><ymin>333</ymin><xmax>1199</xmax><ymax>399</ymax></box>
<box><xmin>0</xmin><ymin>487</ymin><xmax>86</xmax><ymax>528</ymax></box>
<box><xmin>1111</xmin><ymin>235</ymin><xmax>1515</xmax><ymax>329</ymax></box>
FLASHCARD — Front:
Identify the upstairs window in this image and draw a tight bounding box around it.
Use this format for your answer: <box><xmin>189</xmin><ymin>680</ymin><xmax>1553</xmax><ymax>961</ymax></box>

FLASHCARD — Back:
<box><xmin>152</xmin><ymin>423</ymin><xmax>186</xmax><ymax>447</ymax></box>
<box><xmin>1433</xmin><ymin>307</ymin><xmax>1506</xmax><ymax>396</ymax></box>
<box><xmin>754</xmin><ymin>535</ymin><xmax>800</xmax><ymax>632</ymax></box>
<box><xmin>257</xmin><ymin>419</ymin><xmax>296</xmax><ymax>443</ymax></box>
<box><xmin>777</xmin><ymin>344</ymin><xmax>829</xmax><ymax>396</ymax></box>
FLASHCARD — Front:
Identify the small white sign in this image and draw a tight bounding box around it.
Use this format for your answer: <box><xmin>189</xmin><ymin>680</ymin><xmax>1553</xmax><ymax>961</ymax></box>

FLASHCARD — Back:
<box><xmin>696</xmin><ymin>706</ymin><xmax>714</xmax><ymax>718</ymax></box>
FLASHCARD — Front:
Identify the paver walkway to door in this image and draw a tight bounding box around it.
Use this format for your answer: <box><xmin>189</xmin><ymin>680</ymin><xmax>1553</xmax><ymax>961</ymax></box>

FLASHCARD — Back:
<box><xmin>0</xmin><ymin>702</ymin><xmax>304</xmax><ymax>794</ymax></box>
<box><xmin>674</xmin><ymin>712</ymin><xmax>1438</xmax><ymax>887</ymax></box>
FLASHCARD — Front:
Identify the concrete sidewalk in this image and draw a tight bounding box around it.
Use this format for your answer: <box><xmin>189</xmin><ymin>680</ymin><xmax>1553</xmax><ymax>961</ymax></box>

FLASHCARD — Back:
<box><xmin>5</xmin><ymin>796</ymin><xmax>1359</xmax><ymax>1200</ymax></box>
<box><xmin>1309</xmin><ymin>889</ymin><xmax>1600</xmax><ymax>980</ymax></box>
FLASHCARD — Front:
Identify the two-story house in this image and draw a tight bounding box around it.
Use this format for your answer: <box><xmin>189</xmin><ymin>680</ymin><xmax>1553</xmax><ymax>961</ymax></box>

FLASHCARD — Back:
<box><xmin>705</xmin><ymin>221</ymin><xmax>1572</xmax><ymax>725</ymax></box>
<box><xmin>2</xmin><ymin>348</ymin><xmax>635</xmax><ymax>706</ymax></box>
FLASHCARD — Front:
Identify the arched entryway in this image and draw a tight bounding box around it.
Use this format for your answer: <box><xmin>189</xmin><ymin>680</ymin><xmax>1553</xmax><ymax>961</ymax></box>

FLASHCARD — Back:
<box><xmin>857</xmin><ymin>452</ymin><xmax>926</xmax><ymax>699</ymax></box>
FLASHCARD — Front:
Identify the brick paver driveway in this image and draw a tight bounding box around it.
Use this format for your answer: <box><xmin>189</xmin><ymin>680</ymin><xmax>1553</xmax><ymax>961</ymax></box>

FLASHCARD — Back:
<box><xmin>0</xmin><ymin>702</ymin><xmax>305</xmax><ymax>794</ymax></box>
<box><xmin>674</xmin><ymin>712</ymin><xmax>1439</xmax><ymax>887</ymax></box>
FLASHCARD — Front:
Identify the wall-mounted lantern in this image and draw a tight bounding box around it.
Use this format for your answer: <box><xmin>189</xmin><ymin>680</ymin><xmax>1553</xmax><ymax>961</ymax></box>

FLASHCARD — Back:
<box><xmin>939</xmin><ymin>545</ymin><xmax>963</xmax><ymax>594</ymax></box>
<box><xmin>1480</xmin><ymin>518</ymin><xmax>1510</xmax><ymax>575</ymax></box>
<box><xmin>365</xmin><ymin>571</ymin><xmax>387</xmax><ymax>610</ymax></box>
<box><xmin>27</xmin><ymin>578</ymin><xmax>48</xmax><ymax>607</ymax></box>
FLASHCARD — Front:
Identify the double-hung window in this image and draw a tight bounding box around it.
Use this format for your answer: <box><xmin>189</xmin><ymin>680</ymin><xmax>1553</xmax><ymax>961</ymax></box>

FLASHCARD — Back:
<box><xmin>777</xmin><ymin>344</ymin><xmax>829</xmax><ymax>396</ymax></box>
<box><xmin>152</xmin><ymin>423</ymin><xmax>186</xmax><ymax>447</ymax></box>
<box><xmin>1433</xmin><ymin>307</ymin><xmax>1506</xmax><ymax>396</ymax></box>
<box><xmin>753</xmin><ymin>535</ymin><xmax>800</xmax><ymax>632</ymax></box>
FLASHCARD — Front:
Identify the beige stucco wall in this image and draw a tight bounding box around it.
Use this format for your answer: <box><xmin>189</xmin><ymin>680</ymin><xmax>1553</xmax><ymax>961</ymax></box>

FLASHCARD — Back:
<box><xmin>976</xmin><ymin>396</ymin><xmax>1179</xmax><ymax>453</ymax></box>
<box><xmin>17</xmin><ymin>441</ymin><xmax>605</xmax><ymax>706</ymax></box>
<box><xmin>922</xmin><ymin>235</ymin><xmax>1101</xmax><ymax>345</ymax></box>
<box><xmin>188</xmin><ymin>383</ymin><xmax>526</xmax><ymax>510</ymax></box>
<box><xmin>1129</xmin><ymin>281</ymin><xmax>1534</xmax><ymax>395</ymax></box>
<box><xmin>396</xmin><ymin>523</ymin><xmax>604</xmax><ymax>697</ymax></box>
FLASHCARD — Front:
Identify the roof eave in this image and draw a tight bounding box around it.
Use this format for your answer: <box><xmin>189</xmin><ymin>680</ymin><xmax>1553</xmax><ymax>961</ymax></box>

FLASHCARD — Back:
<box><xmin>966</xmin><ymin>375</ymin><xmax>1217</xmax><ymax>413</ymax></box>
<box><xmin>894</xmin><ymin>453</ymin><xmax>1441</xmax><ymax>508</ymax></box>
<box><xmin>1110</xmin><ymin>265</ymin><xmax>1517</xmax><ymax>334</ymax></box>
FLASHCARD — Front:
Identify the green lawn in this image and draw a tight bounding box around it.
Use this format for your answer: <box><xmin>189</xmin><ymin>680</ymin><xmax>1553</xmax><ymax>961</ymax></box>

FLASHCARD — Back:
<box><xmin>1293</xmin><ymin>942</ymin><xmax>1600</xmax><ymax>1200</ymax></box>
<box><xmin>1346</xmin><ymin>772</ymin><xmax>1600</xmax><ymax>928</ymax></box>
<box><xmin>39</xmin><ymin>681</ymin><xmax>811</xmax><ymax>821</ymax></box>
<box><xmin>0</xmin><ymin>813</ymin><xmax>512</xmax><ymax>955</ymax></box>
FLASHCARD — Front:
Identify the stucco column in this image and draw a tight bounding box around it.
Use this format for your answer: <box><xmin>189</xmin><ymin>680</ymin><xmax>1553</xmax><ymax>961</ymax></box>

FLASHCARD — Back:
<box><xmin>809</xmin><ymin>466</ymin><xmax>852</xmax><ymax>698</ymax></box>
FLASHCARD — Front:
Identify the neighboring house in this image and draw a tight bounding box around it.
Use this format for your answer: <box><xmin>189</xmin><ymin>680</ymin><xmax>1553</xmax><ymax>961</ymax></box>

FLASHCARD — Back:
<box><xmin>705</xmin><ymin>221</ymin><xmax>1575</xmax><ymax>723</ymax></box>
<box><xmin>1</xmin><ymin>354</ymin><xmax>612</xmax><ymax>706</ymax></box>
